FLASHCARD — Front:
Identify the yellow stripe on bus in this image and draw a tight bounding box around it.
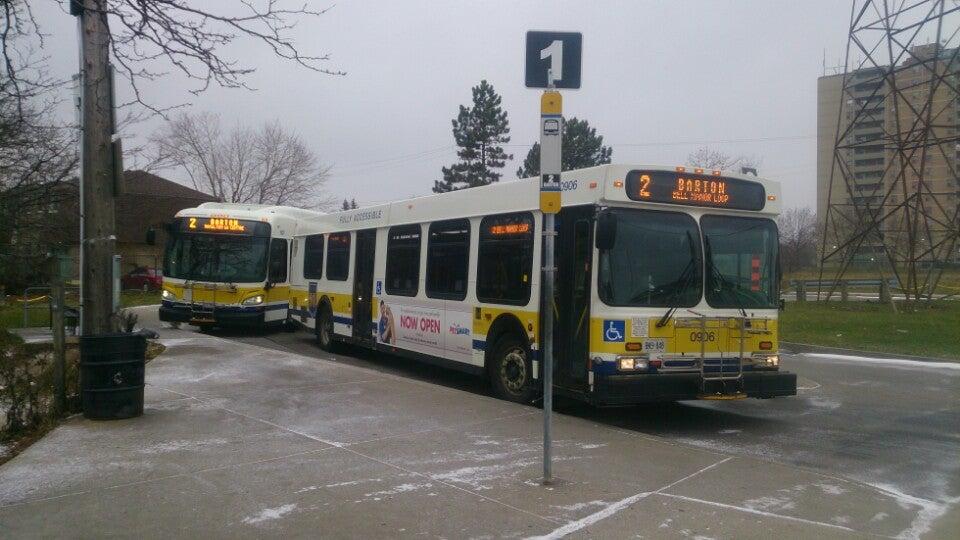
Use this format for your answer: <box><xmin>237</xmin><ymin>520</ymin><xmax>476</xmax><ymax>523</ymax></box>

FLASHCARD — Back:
<box><xmin>588</xmin><ymin>317</ymin><xmax>778</xmax><ymax>355</ymax></box>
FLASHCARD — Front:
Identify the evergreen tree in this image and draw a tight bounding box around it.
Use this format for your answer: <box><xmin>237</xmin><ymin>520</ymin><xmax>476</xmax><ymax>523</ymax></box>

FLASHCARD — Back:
<box><xmin>341</xmin><ymin>198</ymin><xmax>358</xmax><ymax>210</ymax></box>
<box><xmin>516</xmin><ymin>117</ymin><xmax>612</xmax><ymax>178</ymax></box>
<box><xmin>435</xmin><ymin>80</ymin><xmax>513</xmax><ymax>193</ymax></box>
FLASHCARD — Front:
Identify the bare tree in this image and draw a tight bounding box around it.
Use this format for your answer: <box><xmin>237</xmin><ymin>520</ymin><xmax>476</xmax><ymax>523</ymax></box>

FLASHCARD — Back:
<box><xmin>687</xmin><ymin>146</ymin><xmax>762</xmax><ymax>174</ymax></box>
<box><xmin>150</xmin><ymin>112</ymin><xmax>332</xmax><ymax>208</ymax></box>
<box><xmin>0</xmin><ymin>89</ymin><xmax>78</xmax><ymax>290</ymax></box>
<box><xmin>2</xmin><ymin>1</ymin><xmax>342</xmax><ymax>116</ymax></box>
<box><xmin>778</xmin><ymin>207</ymin><xmax>818</xmax><ymax>275</ymax></box>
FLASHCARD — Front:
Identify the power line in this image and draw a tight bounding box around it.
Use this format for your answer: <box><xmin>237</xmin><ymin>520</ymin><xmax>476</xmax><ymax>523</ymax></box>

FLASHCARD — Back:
<box><xmin>609</xmin><ymin>134</ymin><xmax>816</xmax><ymax>147</ymax></box>
<box><xmin>331</xmin><ymin>144</ymin><xmax>455</xmax><ymax>172</ymax></box>
<box><xmin>329</xmin><ymin>134</ymin><xmax>818</xmax><ymax>177</ymax></box>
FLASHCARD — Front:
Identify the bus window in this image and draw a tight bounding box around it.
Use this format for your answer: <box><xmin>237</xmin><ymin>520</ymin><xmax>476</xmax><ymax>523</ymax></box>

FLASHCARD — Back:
<box><xmin>386</xmin><ymin>224</ymin><xmax>421</xmax><ymax>296</ymax></box>
<box><xmin>477</xmin><ymin>212</ymin><xmax>534</xmax><ymax>305</ymax></box>
<box><xmin>303</xmin><ymin>234</ymin><xmax>324</xmax><ymax>279</ymax></box>
<box><xmin>326</xmin><ymin>232</ymin><xmax>351</xmax><ymax>281</ymax></box>
<box><xmin>426</xmin><ymin>219</ymin><xmax>470</xmax><ymax>300</ymax></box>
<box><xmin>701</xmin><ymin>215</ymin><xmax>779</xmax><ymax>309</ymax></box>
<box><xmin>597</xmin><ymin>209</ymin><xmax>702</xmax><ymax>307</ymax></box>
<box><xmin>268</xmin><ymin>238</ymin><xmax>288</xmax><ymax>283</ymax></box>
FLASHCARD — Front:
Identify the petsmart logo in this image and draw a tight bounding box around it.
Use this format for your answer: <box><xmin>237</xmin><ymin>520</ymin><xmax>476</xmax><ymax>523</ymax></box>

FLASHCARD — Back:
<box><xmin>448</xmin><ymin>323</ymin><xmax>471</xmax><ymax>335</ymax></box>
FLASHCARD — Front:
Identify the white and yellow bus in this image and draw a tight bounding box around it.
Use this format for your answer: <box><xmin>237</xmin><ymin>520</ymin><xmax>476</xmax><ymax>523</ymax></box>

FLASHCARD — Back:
<box><xmin>288</xmin><ymin>164</ymin><xmax>796</xmax><ymax>405</ymax></box>
<box><xmin>159</xmin><ymin>203</ymin><xmax>323</xmax><ymax>330</ymax></box>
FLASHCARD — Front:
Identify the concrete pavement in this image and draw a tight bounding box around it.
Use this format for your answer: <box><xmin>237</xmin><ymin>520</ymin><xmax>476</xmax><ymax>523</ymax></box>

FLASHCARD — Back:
<box><xmin>0</xmin><ymin>316</ymin><xmax>955</xmax><ymax>538</ymax></box>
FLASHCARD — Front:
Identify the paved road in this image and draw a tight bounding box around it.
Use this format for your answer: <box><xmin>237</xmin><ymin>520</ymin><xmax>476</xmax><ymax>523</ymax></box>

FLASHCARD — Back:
<box><xmin>4</xmin><ymin>307</ymin><xmax>954</xmax><ymax>538</ymax></box>
<box><xmin>215</xmin><ymin>321</ymin><xmax>960</xmax><ymax>536</ymax></box>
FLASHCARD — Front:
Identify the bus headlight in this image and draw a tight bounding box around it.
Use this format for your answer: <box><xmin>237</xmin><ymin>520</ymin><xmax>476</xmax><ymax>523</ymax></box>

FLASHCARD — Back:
<box><xmin>161</xmin><ymin>289</ymin><xmax>175</xmax><ymax>301</ymax></box>
<box><xmin>752</xmin><ymin>354</ymin><xmax>779</xmax><ymax>369</ymax></box>
<box><xmin>617</xmin><ymin>356</ymin><xmax>649</xmax><ymax>372</ymax></box>
<box><xmin>242</xmin><ymin>295</ymin><xmax>264</xmax><ymax>306</ymax></box>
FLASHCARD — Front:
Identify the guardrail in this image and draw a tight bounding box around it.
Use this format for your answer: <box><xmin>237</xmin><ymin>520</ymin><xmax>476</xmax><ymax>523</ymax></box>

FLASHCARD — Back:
<box><xmin>14</xmin><ymin>286</ymin><xmax>81</xmax><ymax>329</ymax></box>
<box><xmin>10</xmin><ymin>287</ymin><xmax>158</xmax><ymax>329</ymax></box>
<box><xmin>785</xmin><ymin>278</ymin><xmax>911</xmax><ymax>302</ymax></box>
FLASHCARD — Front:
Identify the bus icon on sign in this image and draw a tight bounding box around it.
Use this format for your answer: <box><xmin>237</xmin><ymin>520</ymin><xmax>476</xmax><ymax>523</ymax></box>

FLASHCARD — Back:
<box><xmin>543</xmin><ymin>118</ymin><xmax>560</xmax><ymax>135</ymax></box>
<box><xmin>541</xmin><ymin>174</ymin><xmax>561</xmax><ymax>192</ymax></box>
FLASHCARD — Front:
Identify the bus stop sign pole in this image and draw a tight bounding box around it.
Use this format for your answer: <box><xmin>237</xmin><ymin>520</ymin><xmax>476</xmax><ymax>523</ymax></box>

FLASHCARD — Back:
<box><xmin>540</xmin><ymin>76</ymin><xmax>562</xmax><ymax>484</ymax></box>
<box><xmin>526</xmin><ymin>29</ymin><xmax>580</xmax><ymax>486</ymax></box>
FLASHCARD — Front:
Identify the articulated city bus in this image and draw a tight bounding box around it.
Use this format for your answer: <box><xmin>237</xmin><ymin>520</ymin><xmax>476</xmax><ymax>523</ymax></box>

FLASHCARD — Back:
<box><xmin>159</xmin><ymin>203</ymin><xmax>323</xmax><ymax>330</ymax></box>
<box><xmin>288</xmin><ymin>164</ymin><xmax>796</xmax><ymax>405</ymax></box>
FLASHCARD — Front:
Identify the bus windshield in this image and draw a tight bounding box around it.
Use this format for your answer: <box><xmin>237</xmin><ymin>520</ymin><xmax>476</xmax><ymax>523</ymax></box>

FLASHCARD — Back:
<box><xmin>701</xmin><ymin>215</ymin><xmax>779</xmax><ymax>309</ymax></box>
<box><xmin>163</xmin><ymin>232</ymin><xmax>270</xmax><ymax>283</ymax></box>
<box><xmin>598</xmin><ymin>209</ymin><xmax>702</xmax><ymax>307</ymax></box>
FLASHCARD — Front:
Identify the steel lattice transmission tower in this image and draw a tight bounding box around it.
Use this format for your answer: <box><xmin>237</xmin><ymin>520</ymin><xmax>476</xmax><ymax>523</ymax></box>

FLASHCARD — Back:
<box><xmin>818</xmin><ymin>0</ymin><xmax>960</xmax><ymax>301</ymax></box>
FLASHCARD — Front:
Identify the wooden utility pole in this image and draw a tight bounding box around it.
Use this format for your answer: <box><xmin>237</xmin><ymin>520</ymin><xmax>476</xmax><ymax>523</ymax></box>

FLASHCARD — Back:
<box><xmin>78</xmin><ymin>0</ymin><xmax>117</xmax><ymax>335</ymax></box>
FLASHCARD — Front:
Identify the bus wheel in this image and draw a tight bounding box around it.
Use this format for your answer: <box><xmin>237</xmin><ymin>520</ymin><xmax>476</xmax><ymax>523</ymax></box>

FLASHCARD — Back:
<box><xmin>489</xmin><ymin>335</ymin><xmax>536</xmax><ymax>403</ymax></box>
<box><xmin>316</xmin><ymin>308</ymin><xmax>335</xmax><ymax>352</ymax></box>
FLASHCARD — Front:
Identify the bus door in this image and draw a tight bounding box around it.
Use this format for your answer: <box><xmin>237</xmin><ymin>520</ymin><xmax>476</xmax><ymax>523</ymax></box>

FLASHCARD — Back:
<box><xmin>352</xmin><ymin>229</ymin><xmax>377</xmax><ymax>343</ymax></box>
<box><xmin>554</xmin><ymin>206</ymin><xmax>593</xmax><ymax>391</ymax></box>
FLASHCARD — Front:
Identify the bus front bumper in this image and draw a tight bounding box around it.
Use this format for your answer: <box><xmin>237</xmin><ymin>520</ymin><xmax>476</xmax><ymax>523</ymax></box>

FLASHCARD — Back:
<box><xmin>592</xmin><ymin>370</ymin><xmax>797</xmax><ymax>406</ymax></box>
<box><xmin>159</xmin><ymin>301</ymin><xmax>266</xmax><ymax>327</ymax></box>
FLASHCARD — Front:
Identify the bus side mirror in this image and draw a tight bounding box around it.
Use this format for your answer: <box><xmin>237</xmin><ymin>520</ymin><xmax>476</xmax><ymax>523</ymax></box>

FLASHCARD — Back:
<box><xmin>596</xmin><ymin>212</ymin><xmax>617</xmax><ymax>251</ymax></box>
<box><xmin>145</xmin><ymin>228</ymin><xmax>156</xmax><ymax>246</ymax></box>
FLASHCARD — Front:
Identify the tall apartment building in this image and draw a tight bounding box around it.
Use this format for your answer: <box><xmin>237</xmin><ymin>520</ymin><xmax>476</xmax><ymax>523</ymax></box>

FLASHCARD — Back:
<box><xmin>817</xmin><ymin>43</ymin><xmax>960</xmax><ymax>264</ymax></box>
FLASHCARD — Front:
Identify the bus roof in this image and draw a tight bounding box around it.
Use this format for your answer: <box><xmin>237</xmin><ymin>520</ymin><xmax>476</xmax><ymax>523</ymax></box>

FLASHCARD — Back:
<box><xmin>174</xmin><ymin>203</ymin><xmax>326</xmax><ymax>237</ymax></box>
<box><xmin>301</xmin><ymin>164</ymin><xmax>781</xmax><ymax>233</ymax></box>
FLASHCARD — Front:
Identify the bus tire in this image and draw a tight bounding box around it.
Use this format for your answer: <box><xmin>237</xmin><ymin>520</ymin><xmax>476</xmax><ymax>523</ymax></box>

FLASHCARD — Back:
<box><xmin>316</xmin><ymin>306</ymin><xmax>336</xmax><ymax>352</ymax></box>
<box><xmin>488</xmin><ymin>334</ymin><xmax>536</xmax><ymax>404</ymax></box>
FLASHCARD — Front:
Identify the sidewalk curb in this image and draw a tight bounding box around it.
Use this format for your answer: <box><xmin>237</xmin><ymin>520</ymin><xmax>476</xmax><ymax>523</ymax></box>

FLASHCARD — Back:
<box><xmin>781</xmin><ymin>341</ymin><xmax>960</xmax><ymax>364</ymax></box>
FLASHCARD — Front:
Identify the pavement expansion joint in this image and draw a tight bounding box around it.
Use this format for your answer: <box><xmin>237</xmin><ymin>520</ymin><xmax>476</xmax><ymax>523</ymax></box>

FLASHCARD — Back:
<box><xmin>526</xmin><ymin>457</ymin><xmax>733</xmax><ymax>540</ymax></box>
<box><xmin>654</xmin><ymin>492</ymin><xmax>860</xmax><ymax>533</ymax></box>
<box><xmin>342</xmin><ymin>410</ymin><xmax>540</xmax><ymax>447</ymax></box>
<box><xmin>142</xmin><ymin>382</ymin><xmax>562</xmax><ymax>526</ymax></box>
<box><xmin>0</xmin><ymin>446</ymin><xmax>338</xmax><ymax>510</ymax></box>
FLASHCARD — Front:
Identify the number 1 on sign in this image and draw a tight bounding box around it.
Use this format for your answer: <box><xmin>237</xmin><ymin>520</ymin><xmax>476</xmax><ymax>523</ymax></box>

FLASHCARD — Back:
<box><xmin>540</xmin><ymin>40</ymin><xmax>563</xmax><ymax>83</ymax></box>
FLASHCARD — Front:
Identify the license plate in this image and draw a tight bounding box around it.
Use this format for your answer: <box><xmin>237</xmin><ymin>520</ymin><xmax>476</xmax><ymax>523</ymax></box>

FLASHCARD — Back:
<box><xmin>642</xmin><ymin>339</ymin><xmax>666</xmax><ymax>352</ymax></box>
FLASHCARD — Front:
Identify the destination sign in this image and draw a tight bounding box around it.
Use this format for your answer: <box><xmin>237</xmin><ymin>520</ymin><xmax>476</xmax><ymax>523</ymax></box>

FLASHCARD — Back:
<box><xmin>174</xmin><ymin>217</ymin><xmax>270</xmax><ymax>236</ymax></box>
<box><xmin>490</xmin><ymin>222</ymin><xmax>531</xmax><ymax>235</ymax></box>
<box><xmin>624</xmin><ymin>170</ymin><xmax>766</xmax><ymax>211</ymax></box>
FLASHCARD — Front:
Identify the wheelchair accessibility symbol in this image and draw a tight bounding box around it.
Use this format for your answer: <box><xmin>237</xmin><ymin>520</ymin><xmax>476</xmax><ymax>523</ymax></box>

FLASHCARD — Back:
<box><xmin>603</xmin><ymin>320</ymin><xmax>625</xmax><ymax>342</ymax></box>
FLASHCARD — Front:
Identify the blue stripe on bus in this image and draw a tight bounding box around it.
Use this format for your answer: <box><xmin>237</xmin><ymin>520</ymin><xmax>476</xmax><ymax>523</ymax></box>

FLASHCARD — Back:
<box><xmin>472</xmin><ymin>339</ymin><xmax>539</xmax><ymax>361</ymax></box>
<box><xmin>288</xmin><ymin>309</ymin><xmax>351</xmax><ymax>326</ymax></box>
<box><xmin>289</xmin><ymin>307</ymin><xmax>311</xmax><ymax>318</ymax></box>
<box><xmin>161</xmin><ymin>300</ymin><xmax>282</xmax><ymax>313</ymax></box>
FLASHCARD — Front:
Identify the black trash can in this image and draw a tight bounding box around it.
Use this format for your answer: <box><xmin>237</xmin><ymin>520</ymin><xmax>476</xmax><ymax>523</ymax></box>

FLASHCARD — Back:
<box><xmin>80</xmin><ymin>333</ymin><xmax>146</xmax><ymax>420</ymax></box>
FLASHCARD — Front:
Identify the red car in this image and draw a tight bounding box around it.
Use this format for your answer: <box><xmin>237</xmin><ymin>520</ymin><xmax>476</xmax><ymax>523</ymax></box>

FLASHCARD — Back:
<box><xmin>122</xmin><ymin>267</ymin><xmax>163</xmax><ymax>291</ymax></box>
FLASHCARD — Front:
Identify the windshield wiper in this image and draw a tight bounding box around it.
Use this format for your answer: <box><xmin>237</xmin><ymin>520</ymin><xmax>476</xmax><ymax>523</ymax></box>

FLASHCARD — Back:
<box><xmin>656</xmin><ymin>231</ymin><xmax>699</xmax><ymax>328</ymax></box>
<box><xmin>703</xmin><ymin>235</ymin><xmax>747</xmax><ymax>318</ymax></box>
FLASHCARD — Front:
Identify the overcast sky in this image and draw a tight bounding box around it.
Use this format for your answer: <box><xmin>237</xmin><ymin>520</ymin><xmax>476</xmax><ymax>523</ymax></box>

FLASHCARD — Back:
<box><xmin>34</xmin><ymin>0</ymin><xmax>859</xmax><ymax>210</ymax></box>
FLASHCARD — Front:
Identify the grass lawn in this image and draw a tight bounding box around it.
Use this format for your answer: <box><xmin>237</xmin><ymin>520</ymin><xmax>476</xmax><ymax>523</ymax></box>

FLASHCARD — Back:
<box><xmin>0</xmin><ymin>290</ymin><xmax>161</xmax><ymax>329</ymax></box>
<box><xmin>780</xmin><ymin>300</ymin><xmax>960</xmax><ymax>360</ymax></box>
